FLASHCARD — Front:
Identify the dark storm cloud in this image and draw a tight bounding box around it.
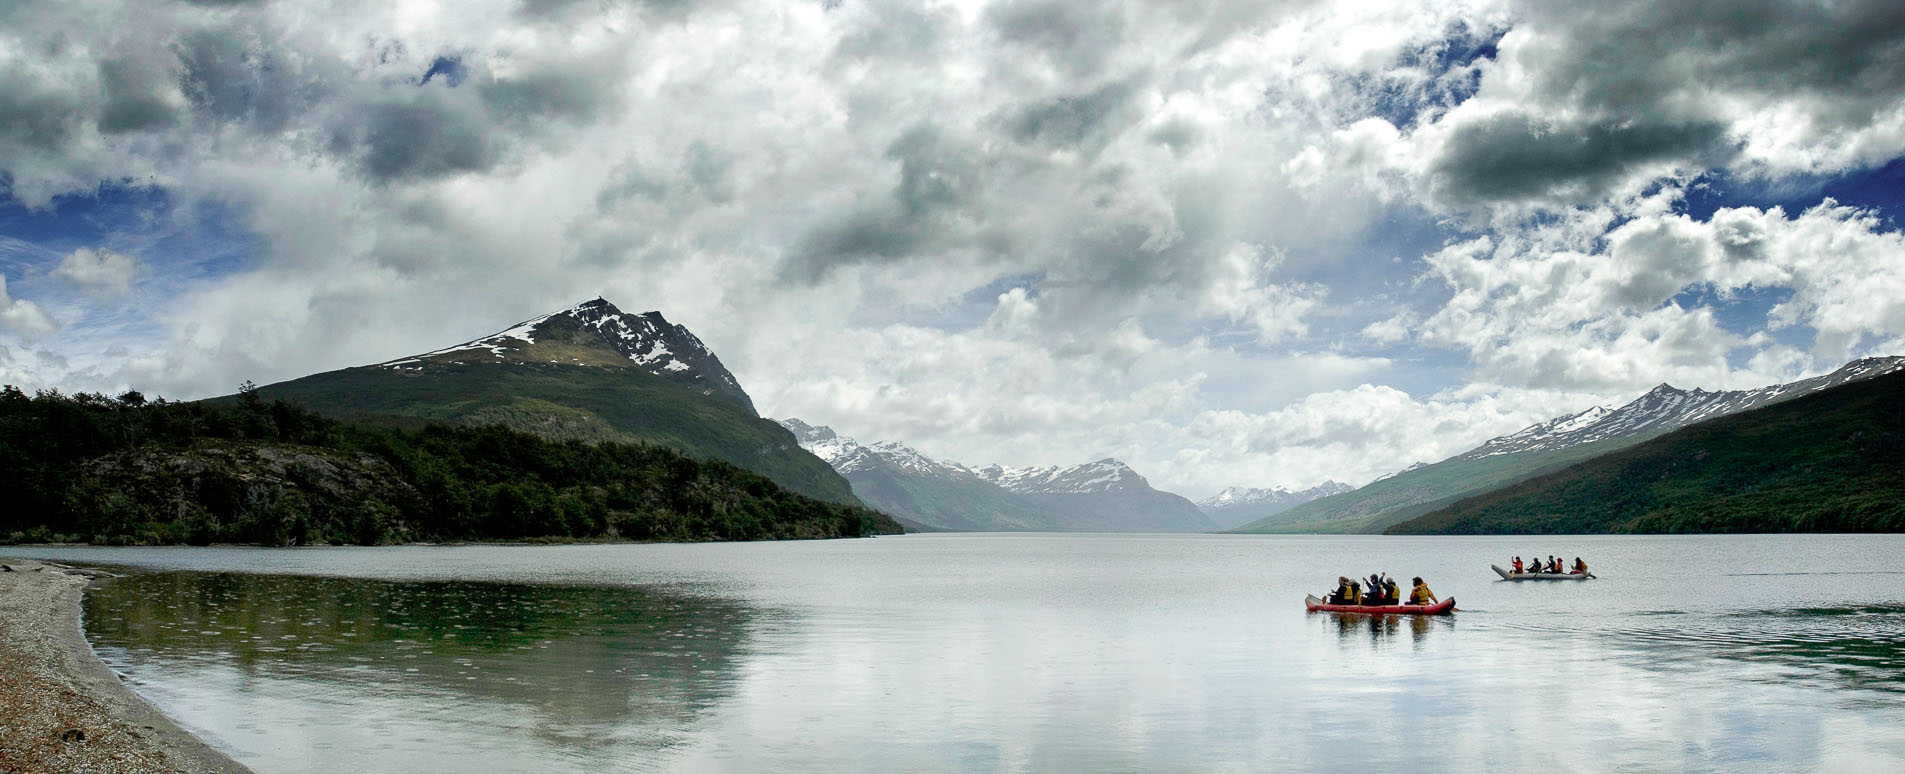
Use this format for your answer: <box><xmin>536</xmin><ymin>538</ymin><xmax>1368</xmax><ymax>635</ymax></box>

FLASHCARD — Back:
<box><xmin>1429</xmin><ymin>113</ymin><xmax>1736</xmax><ymax>206</ymax></box>
<box><xmin>177</xmin><ymin>26</ymin><xmax>328</xmax><ymax>135</ymax></box>
<box><xmin>1002</xmin><ymin>79</ymin><xmax>1140</xmax><ymax>153</ymax></box>
<box><xmin>332</xmin><ymin>91</ymin><xmax>496</xmax><ymax>184</ymax></box>
<box><xmin>783</xmin><ymin>126</ymin><xmax>987</xmax><ymax>281</ymax></box>
<box><xmin>1527</xmin><ymin>0</ymin><xmax>1905</xmax><ymax>115</ymax></box>
<box><xmin>984</xmin><ymin>0</ymin><xmax>1124</xmax><ymax>78</ymax></box>
<box><xmin>477</xmin><ymin>60</ymin><xmax>619</xmax><ymax>126</ymax></box>
<box><xmin>97</xmin><ymin>56</ymin><xmax>179</xmax><ymax>133</ymax></box>
<box><xmin>0</xmin><ymin>62</ymin><xmax>88</xmax><ymax>155</ymax></box>
<box><xmin>1426</xmin><ymin>0</ymin><xmax>1905</xmax><ymax>208</ymax></box>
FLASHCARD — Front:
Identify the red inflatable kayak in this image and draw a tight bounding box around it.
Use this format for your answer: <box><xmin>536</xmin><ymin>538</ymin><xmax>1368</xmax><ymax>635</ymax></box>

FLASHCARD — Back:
<box><xmin>1305</xmin><ymin>594</ymin><xmax>1455</xmax><ymax>615</ymax></box>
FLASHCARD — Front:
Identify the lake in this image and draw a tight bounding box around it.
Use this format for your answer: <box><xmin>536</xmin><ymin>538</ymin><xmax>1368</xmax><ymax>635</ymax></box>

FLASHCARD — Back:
<box><xmin>11</xmin><ymin>533</ymin><xmax>1905</xmax><ymax>772</ymax></box>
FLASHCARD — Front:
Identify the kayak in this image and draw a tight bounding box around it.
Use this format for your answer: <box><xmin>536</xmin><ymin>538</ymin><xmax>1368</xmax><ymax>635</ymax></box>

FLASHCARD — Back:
<box><xmin>1305</xmin><ymin>594</ymin><xmax>1455</xmax><ymax>615</ymax></box>
<box><xmin>1493</xmin><ymin>565</ymin><xmax>1595</xmax><ymax>581</ymax></box>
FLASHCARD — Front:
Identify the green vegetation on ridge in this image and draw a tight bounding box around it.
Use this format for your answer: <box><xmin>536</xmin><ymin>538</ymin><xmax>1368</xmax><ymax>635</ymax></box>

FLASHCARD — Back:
<box><xmin>1226</xmin><ymin>438</ymin><xmax>1650</xmax><ymax>534</ymax></box>
<box><xmin>0</xmin><ymin>385</ymin><xmax>902</xmax><ymax>546</ymax></box>
<box><xmin>252</xmin><ymin>362</ymin><xmax>859</xmax><ymax>506</ymax></box>
<box><xmin>1386</xmin><ymin>370</ymin><xmax>1905</xmax><ymax>535</ymax></box>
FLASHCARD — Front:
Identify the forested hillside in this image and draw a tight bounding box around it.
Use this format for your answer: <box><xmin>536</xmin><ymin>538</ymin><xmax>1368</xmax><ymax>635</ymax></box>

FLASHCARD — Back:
<box><xmin>0</xmin><ymin>385</ymin><xmax>901</xmax><ymax>546</ymax></box>
<box><xmin>1387</xmin><ymin>371</ymin><xmax>1905</xmax><ymax>535</ymax></box>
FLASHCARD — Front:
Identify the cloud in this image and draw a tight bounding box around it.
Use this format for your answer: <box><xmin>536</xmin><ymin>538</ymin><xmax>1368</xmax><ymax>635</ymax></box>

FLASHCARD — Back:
<box><xmin>1407</xmin><ymin>192</ymin><xmax>1905</xmax><ymax>388</ymax></box>
<box><xmin>1410</xmin><ymin>0</ymin><xmax>1905</xmax><ymax>213</ymax></box>
<box><xmin>0</xmin><ymin>276</ymin><xmax>58</xmax><ymax>337</ymax></box>
<box><xmin>53</xmin><ymin>247</ymin><xmax>140</xmax><ymax>298</ymax></box>
<box><xmin>1424</xmin><ymin>111</ymin><xmax>1736</xmax><ymax>208</ymax></box>
<box><xmin>3</xmin><ymin>0</ymin><xmax>1902</xmax><ymax>498</ymax></box>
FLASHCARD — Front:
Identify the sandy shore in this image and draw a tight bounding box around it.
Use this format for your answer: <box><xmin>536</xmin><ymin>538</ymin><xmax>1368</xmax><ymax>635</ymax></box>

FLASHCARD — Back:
<box><xmin>0</xmin><ymin>559</ymin><xmax>252</xmax><ymax>774</ymax></box>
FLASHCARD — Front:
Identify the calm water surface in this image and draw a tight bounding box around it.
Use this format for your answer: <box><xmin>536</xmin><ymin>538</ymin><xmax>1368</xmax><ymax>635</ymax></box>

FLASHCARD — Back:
<box><xmin>13</xmin><ymin>534</ymin><xmax>1905</xmax><ymax>772</ymax></box>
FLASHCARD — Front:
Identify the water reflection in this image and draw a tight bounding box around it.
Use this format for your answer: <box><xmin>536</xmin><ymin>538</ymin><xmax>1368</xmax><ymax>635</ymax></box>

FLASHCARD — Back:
<box><xmin>1603</xmin><ymin>605</ymin><xmax>1905</xmax><ymax>695</ymax></box>
<box><xmin>1317</xmin><ymin>611</ymin><xmax>1452</xmax><ymax>647</ymax></box>
<box><xmin>83</xmin><ymin>572</ymin><xmax>762</xmax><ymax>772</ymax></box>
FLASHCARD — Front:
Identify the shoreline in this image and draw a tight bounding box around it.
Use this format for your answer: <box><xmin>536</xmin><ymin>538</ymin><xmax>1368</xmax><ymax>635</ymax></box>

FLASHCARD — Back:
<box><xmin>0</xmin><ymin>559</ymin><xmax>252</xmax><ymax>774</ymax></box>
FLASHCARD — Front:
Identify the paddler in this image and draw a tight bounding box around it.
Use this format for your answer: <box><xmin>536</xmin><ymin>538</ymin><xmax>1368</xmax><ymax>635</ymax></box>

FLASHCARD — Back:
<box><xmin>1572</xmin><ymin>557</ymin><xmax>1588</xmax><ymax>575</ymax></box>
<box><xmin>1511</xmin><ymin>556</ymin><xmax>1524</xmax><ymax>574</ymax></box>
<box><xmin>1330</xmin><ymin>576</ymin><xmax>1361</xmax><ymax>605</ymax></box>
<box><xmin>1408</xmin><ymin>577</ymin><xmax>1438</xmax><ymax>606</ymax></box>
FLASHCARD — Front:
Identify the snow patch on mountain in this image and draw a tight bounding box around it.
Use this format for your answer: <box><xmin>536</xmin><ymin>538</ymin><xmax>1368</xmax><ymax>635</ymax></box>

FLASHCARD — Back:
<box><xmin>375</xmin><ymin>298</ymin><xmax>754</xmax><ymax>410</ymax></box>
<box><xmin>1458</xmin><ymin>356</ymin><xmax>1905</xmax><ymax>460</ymax></box>
<box><xmin>1373</xmin><ymin>462</ymin><xmax>1428</xmax><ymax>483</ymax></box>
<box><xmin>1197</xmin><ymin>481</ymin><xmax>1353</xmax><ymax>510</ymax></box>
<box><xmin>777</xmin><ymin>419</ymin><xmax>973</xmax><ymax>477</ymax></box>
<box><xmin>976</xmin><ymin>459</ymin><xmax>1150</xmax><ymax>495</ymax></box>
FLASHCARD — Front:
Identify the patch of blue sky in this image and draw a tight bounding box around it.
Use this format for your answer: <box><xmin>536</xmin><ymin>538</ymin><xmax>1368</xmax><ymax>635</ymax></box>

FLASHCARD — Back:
<box><xmin>1352</xmin><ymin>22</ymin><xmax>1505</xmax><ymax>130</ymax></box>
<box><xmin>0</xmin><ymin>182</ymin><xmax>256</xmax><ymax>291</ymax></box>
<box><xmin>0</xmin><ymin>182</ymin><xmax>259</xmax><ymax>358</ymax></box>
<box><xmin>420</xmin><ymin>55</ymin><xmax>468</xmax><ymax>87</ymax></box>
<box><xmin>0</xmin><ymin>180</ymin><xmax>172</xmax><ymax>250</ymax></box>
<box><xmin>1679</xmin><ymin>156</ymin><xmax>1905</xmax><ymax>225</ymax></box>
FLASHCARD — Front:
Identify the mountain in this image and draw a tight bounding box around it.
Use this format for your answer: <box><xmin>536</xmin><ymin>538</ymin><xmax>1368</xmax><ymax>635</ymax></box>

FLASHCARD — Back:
<box><xmin>1196</xmin><ymin>482</ymin><xmax>1353</xmax><ymax>530</ymax></box>
<box><xmin>1231</xmin><ymin>356</ymin><xmax>1905</xmax><ymax>534</ymax></box>
<box><xmin>1387</xmin><ymin>369</ymin><xmax>1905</xmax><ymax>535</ymax></box>
<box><xmin>252</xmin><ymin>299</ymin><xmax>860</xmax><ymax>506</ymax></box>
<box><xmin>975</xmin><ymin>459</ymin><xmax>1216</xmax><ymax>532</ymax></box>
<box><xmin>779</xmin><ymin>420</ymin><xmax>1056</xmax><ymax>531</ymax></box>
<box><xmin>780</xmin><ymin>420</ymin><xmax>1214</xmax><ymax>532</ymax></box>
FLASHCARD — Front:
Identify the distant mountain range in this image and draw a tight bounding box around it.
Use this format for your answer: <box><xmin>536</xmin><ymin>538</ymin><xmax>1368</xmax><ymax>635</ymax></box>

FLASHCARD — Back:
<box><xmin>1388</xmin><ymin>368</ymin><xmax>1905</xmax><ymax>534</ymax></box>
<box><xmin>779</xmin><ymin>420</ymin><xmax>1213</xmax><ymax>532</ymax></box>
<box><xmin>1195</xmin><ymin>483</ymin><xmax>1353</xmax><ymax>530</ymax></box>
<box><xmin>253</xmin><ymin>299</ymin><xmax>860</xmax><ymax>506</ymax></box>
<box><xmin>1232</xmin><ymin>356</ymin><xmax>1905</xmax><ymax>534</ymax></box>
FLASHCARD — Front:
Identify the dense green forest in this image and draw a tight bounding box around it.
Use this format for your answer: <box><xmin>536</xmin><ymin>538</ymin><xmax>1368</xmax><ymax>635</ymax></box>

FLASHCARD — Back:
<box><xmin>1387</xmin><ymin>370</ymin><xmax>1905</xmax><ymax>535</ymax></box>
<box><xmin>0</xmin><ymin>385</ymin><xmax>902</xmax><ymax>546</ymax></box>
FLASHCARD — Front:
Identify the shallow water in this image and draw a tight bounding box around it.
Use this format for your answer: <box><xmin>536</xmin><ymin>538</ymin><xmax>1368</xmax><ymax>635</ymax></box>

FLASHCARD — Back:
<box><xmin>13</xmin><ymin>533</ymin><xmax>1905</xmax><ymax>772</ymax></box>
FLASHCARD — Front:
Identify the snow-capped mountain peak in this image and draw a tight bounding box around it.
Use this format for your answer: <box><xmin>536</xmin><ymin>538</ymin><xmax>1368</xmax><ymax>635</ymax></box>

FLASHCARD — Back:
<box><xmin>1196</xmin><ymin>482</ymin><xmax>1353</xmax><ymax>510</ymax></box>
<box><xmin>1457</xmin><ymin>356</ymin><xmax>1905</xmax><ymax>461</ymax></box>
<box><xmin>976</xmin><ymin>458</ymin><xmax>1151</xmax><ymax>495</ymax></box>
<box><xmin>378</xmin><ymin>298</ymin><xmax>754</xmax><ymax>410</ymax></box>
<box><xmin>776</xmin><ymin>419</ymin><xmax>972</xmax><ymax>477</ymax></box>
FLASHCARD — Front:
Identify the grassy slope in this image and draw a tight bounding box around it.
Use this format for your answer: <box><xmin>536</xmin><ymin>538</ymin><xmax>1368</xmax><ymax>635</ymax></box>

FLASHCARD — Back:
<box><xmin>1228</xmin><ymin>437</ymin><xmax>1651</xmax><ymax>534</ymax></box>
<box><xmin>255</xmin><ymin>363</ymin><xmax>861</xmax><ymax>506</ymax></box>
<box><xmin>1386</xmin><ymin>370</ymin><xmax>1905</xmax><ymax>535</ymax></box>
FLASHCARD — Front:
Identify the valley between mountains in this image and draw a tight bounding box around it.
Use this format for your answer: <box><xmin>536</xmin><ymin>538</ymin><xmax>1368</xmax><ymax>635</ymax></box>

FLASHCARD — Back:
<box><xmin>5</xmin><ymin>298</ymin><xmax>1901</xmax><ymax>545</ymax></box>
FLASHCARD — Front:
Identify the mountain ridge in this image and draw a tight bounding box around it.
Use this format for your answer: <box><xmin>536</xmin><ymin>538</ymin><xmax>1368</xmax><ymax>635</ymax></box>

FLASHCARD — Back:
<box><xmin>1232</xmin><ymin>355</ymin><xmax>1905</xmax><ymax>534</ymax></box>
<box><xmin>1387</xmin><ymin>368</ymin><xmax>1905</xmax><ymax>534</ymax></box>
<box><xmin>779</xmin><ymin>420</ymin><xmax>1213</xmax><ymax>532</ymax></box>
<box><xmin>252</xmin><ymin>299</ymin><xmax>861</xmax><ymax>507</ymax></box>
<box><xmin>1195</xmin><ymin>482</ymin><xmax>1353</xmax><ymax>530</ymax></box>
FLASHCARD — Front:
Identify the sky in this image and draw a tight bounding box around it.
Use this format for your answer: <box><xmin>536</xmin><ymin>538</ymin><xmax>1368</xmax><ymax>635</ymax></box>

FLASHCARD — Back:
<box><xmin>3</xmin><ymin>0</ymin><xmax>1904</xmax><ymax>499</ymax></box>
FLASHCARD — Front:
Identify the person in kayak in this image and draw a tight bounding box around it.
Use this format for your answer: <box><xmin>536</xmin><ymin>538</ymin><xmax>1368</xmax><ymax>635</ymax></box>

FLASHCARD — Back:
<box><xmin>1329</xmin><ymin>577</ymin><xmax>1361</xmax><ymax>605</ymax></box>
<box><xmin>1571</xmin><ymin>557</ymin><xmax>1588</xmax><ymax>574</ymax></box>
<box><xmin>1381</xmin><ymin>576</ymin><xmax>1401</xmax><ymax>605</ymax></box>
<box><xmin>1546</xmin><ymin>555</ymin><xmax>1560</xmax><ymax>573</ymax></box>
<box><xmin>1511</xmin><ymin>556</ymin><xmax>1524</xmax><ymax>574</ymax></box>
<box><xmin>1408</xmin><ymin>577</ymin><xmax>1437</xmax><ymax>606</ymax></box>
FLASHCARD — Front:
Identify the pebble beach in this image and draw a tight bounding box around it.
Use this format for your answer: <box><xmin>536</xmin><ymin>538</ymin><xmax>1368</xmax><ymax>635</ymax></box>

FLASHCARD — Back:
<box><xmin>0</xmin><ymin>560</ymin><xmax>250</xmax><ymax>774</ymax></box>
